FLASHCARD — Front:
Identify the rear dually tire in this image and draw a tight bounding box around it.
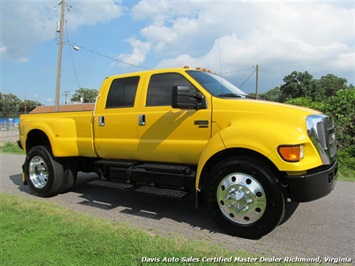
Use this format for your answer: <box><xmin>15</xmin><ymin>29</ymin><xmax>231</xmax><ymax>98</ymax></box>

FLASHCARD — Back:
<box><xmin>25</xmin><ymin>146</ymin><xmax>64</xmax><ymax>197</ymax></box>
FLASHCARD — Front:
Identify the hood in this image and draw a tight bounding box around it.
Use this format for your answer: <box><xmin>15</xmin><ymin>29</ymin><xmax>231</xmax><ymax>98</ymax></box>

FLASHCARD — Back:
<box><xmin>211</xmin><ymin>97</ymin><xmax>321</xmax><ymax>132</ymax></box>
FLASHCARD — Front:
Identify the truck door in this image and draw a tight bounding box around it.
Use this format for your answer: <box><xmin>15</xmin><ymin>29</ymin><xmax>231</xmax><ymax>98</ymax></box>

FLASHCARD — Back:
<box><xmin>137</xmin><ymin>72</ymin><xmax>211</xmax><ymax>165</ymax></box>
<box><xmin>93</xmin><ymin>76</ymin><xmax>141</xmax><ymax>159</ymax></box>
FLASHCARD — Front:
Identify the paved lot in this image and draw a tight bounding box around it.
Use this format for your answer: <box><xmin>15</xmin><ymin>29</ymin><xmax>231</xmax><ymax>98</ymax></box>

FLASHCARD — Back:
<box><xmin>1</xmin><ymin>153</ymin><xmax>354</xmax><ymax>262</ymax></box>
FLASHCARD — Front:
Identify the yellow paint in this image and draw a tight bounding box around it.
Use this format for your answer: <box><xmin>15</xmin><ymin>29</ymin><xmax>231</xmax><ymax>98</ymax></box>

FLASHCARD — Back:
<box><xmin>20</xmin><ymin>68</ymin><xmax>328</xmax><ymax>192</ymax></box>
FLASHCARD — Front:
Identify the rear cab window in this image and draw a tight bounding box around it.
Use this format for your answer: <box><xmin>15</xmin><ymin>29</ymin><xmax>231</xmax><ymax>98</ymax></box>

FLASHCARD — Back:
<box><xmin>105</xmin><ymin>76</ymin><xmax>140</xmax><ymax>108</ymax></box>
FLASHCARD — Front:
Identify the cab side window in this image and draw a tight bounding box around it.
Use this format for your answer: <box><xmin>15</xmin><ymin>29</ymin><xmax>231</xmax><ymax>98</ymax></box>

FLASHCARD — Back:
<box><xmin>106</xmin><ymin>76</ymin><xmax>140</xmax><ymax>108</ymax></box>
<box><xmin>146</xmin><ymin>73</ymin><xmax>197</xmax><ymax>106</ymax></box>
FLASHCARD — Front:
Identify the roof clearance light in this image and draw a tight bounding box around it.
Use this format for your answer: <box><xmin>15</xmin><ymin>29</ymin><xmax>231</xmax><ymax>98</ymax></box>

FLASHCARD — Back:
<box><xmin>183</xmin><ymin>65</ymin><xmax>189</xmax><ymax>69</ymax></box>
<box><xmin>196</xmin><ymin>67</ymin><xmax>201</xmax><ymax>70</ymax></box>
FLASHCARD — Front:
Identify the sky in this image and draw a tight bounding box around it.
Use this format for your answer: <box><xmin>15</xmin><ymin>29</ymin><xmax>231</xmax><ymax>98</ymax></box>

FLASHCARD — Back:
<box><xmin>1</xmin><ymin>0</ymin><xmax>354</xmax><ymax>105</ymax></box>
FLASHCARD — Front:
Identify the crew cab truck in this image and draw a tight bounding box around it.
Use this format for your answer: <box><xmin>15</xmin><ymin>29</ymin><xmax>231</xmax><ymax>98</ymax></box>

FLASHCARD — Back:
<box><xmin>18</xmin><ymin>67</ymin><xmax>338</xmax><ymax>239</ymax></box>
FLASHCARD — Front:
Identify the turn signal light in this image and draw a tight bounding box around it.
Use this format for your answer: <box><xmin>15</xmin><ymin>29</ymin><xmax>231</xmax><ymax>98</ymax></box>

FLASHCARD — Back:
<box><xmin>278</xmin><ymin>145</ymin><xmax>304</xmax><ymax>162</ymax></box>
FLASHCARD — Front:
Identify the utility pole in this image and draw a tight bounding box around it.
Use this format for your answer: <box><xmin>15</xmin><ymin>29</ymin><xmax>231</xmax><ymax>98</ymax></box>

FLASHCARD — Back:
<box><xmin>24</xmin><ymin>94</ymin><xmax>27</xmax><ymax>114</ymax></box>
<box><xmin>55</xmin><ymin>0</ymin><xmax>65</xmax><ymax>112</ymax></box>
<box><xmin>62</xmin><ymin>90</ymin><xmax>70</xmax><ymax>104</ymax></box>
<box><xmin>255</xmin><ymin>64</ymin><xmax>259</xmax><ymax>99</ymax></box>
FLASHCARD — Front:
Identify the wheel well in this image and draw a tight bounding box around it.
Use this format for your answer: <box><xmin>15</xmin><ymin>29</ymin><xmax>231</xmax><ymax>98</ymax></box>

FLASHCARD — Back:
<box><xmin>26</xmin><ymin>130</ymin><xmax>51</xmax><ymax>153</ymax></box>
<box><xmin>199</xmin><ymin>148</ymin><xmax>282</xmax><ymax>190</ymax></box>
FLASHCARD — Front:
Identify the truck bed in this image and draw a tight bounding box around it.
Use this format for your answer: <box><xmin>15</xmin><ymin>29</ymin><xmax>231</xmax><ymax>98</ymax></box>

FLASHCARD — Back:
<box><xmin>20</xmin><ymin>110</ymin><xmax>96</xmax><ymax>157</ymax></box>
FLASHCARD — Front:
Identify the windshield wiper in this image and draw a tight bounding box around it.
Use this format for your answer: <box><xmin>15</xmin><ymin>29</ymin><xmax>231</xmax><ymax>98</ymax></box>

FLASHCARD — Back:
<box><xmin>217</xmin><ymin>93</ymin><xmax>256</xmax><ymax>99</ymax></box>
<box><xmin>217</xmin><ymin>93</ymin><xmax>242</xmax><ymax>98</ymax></box>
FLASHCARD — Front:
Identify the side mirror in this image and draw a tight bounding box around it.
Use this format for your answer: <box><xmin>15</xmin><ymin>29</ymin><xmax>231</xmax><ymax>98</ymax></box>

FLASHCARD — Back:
<box><xmin>172</xmin><ymin>85</ymin><xmax>207</xmax><ymax>110</ymax></box>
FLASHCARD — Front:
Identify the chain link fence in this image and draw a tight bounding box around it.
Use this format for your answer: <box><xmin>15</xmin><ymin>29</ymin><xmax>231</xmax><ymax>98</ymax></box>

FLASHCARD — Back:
<box><xmin>0</xmin><ymin>118</ymin><xmax>19</xmax><ymax>144</ymax></box>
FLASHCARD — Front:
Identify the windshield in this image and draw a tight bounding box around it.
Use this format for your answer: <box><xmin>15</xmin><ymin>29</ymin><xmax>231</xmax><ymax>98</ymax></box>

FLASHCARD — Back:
<box><xmin>186</xmin><ymin>70</ymin><xmax>248</xmax><ymax>98</ymax></box>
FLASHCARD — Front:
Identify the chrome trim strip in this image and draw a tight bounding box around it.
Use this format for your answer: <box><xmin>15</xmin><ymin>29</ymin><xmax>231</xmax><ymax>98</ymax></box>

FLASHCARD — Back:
<box><xmin>306</xmin><ymin>114</ymin><xmax>337</xmax><ymax>165</ymax></box>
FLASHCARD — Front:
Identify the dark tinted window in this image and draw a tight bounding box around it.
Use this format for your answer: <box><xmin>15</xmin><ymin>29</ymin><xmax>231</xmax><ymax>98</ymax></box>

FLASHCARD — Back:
<box><xmin>146</xmin><ymin>73</ymin><xmax>197</xmax><ymax>106</ymax></box>
<box><xmin>106</xmin><ymin>76</ymin><xmax>139</xmax><ymax>108</ymax></box>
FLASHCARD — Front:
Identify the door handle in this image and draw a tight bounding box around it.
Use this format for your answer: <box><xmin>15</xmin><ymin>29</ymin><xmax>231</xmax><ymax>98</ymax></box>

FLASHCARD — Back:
<box><xmin>99</xmin><ymin>116</ymin><xmax>105</xmax><ymax>127</ymax></box>
<box><xmin>138</xmin><ymin>114</ymin><xmax>146</xmax><ymax>126</ymax></box>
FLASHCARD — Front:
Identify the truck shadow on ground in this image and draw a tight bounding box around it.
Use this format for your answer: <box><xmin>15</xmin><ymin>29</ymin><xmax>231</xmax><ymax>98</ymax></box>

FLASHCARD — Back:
<box><xmin>10</xmin><ymin>172</ymin><xmax>298</xmax><ymax>238</ymax></box>
<box><xmin>73</xmin><ymin>173</ymin><xmax>223</xmax><ymax>234</ymax></box>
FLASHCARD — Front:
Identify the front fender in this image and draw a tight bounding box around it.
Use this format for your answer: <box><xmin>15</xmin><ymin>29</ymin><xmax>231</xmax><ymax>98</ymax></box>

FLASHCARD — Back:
<box><xmin>195</xmin><ymin>133</ymin><xmax>226</xmax><ymax>190</ymax></box>
<box><xmin>195</xmin><ymin>121</ymin><xmax>324</xmax><ymax>190</ymax></box>
<box><xmin>222</xmin><ymin>121</ymin><xmax>322</xmax><ymax>171</ymax></box>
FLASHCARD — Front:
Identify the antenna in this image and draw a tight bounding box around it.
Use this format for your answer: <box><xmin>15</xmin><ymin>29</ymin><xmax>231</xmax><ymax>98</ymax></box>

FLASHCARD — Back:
<box><xmin>218</xmin><ymin>39</ymin><xmax>223</xmax><ymax>77</ymax></box>
<box><xmin>255</xmin><ymin>64</ymin><xmax>259</xmax><ymax>99</ymax></box>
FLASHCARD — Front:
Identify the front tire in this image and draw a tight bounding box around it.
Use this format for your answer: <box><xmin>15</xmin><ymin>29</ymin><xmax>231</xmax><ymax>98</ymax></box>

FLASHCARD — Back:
<box><xmin>25</xmin><ymin>146</ymin><xmax>64</xmax><ymax>197</ymax></box>
<box><xmin>207</xmin><ymin>156</ymin><xmax>285</xmax><ymax>239</ymax></box>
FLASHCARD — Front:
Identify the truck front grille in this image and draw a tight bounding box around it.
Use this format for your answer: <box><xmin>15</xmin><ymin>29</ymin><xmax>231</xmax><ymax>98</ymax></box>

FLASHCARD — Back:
<box><xmin>307</xmin><ymin>114</ymin><xmax>337</xmax><ymax>165</ymax></box>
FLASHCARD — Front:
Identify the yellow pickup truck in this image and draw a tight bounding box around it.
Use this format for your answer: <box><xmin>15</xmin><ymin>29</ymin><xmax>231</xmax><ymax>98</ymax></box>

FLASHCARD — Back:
<box><xmin>18</xmin><ymin>67</ymin><xmax>338</xmax><ymax>239</ymax></box>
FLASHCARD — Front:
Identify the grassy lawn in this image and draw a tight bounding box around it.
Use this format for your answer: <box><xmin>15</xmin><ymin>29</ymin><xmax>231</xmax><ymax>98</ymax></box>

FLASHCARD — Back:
<box><xmin>0</xmin><ymin>141</ymin><xmax>24</xmax><ymax>154</ymax></box>
<box><xmin>0</xmin><ymin>193</ymin><xmax>255</xmax><ymax>266</ymax></box>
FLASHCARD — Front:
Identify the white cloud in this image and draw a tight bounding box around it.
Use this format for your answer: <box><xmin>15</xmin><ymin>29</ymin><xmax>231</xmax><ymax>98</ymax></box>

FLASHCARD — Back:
<box><xmin>117</xmin><ymin>38</ymin><xmax>151</xmax><ymax>67</ymax></box>
<box><xmin>19</xmin><ymin>57</ymin><xmax>30</xmax><ymax>63</ymax></box>
<box><xmin>1</xmin><ymin>0</ymin><xmax>123</xmax><ymax>61</ymax></box>
<box><xmin>0</xmin><ymin>45</ymin><xmax>6</xmax><ymax>54</ymax></box>
<box><xmin>122</xmin><ymin>1</ymin><xmax>354</xmax><ymax>89</ymax></box>
<box><xmin>66</xmin><ymin>0</ymin><xmax>123</xmax><ymax>29</ymax></box>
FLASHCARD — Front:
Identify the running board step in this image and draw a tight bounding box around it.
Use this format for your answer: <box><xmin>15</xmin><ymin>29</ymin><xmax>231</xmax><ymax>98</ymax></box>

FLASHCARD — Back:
<box><xmin>134</xmin><ymin>186</ymin><xmax>189</xmax><ymax>199</ymax></box>
<box><xmin>88</xmin><ymin>179</ymin><xmax>189</xmax><ymax>199</ymax></box>
<box><xmin>88</xmin><ymin>179</ymin><xmax>135</xmax><ymax>190</ymax></box>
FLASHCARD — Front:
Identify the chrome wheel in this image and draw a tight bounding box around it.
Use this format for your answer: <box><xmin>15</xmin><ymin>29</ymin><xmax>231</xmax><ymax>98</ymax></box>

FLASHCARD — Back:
<box><xmin>217</xmin><ymin>172</ymin><xmax>266</xmax><ymax>225</ymax></box>
<box><xmin>29</xmin><ymin>155</ymin><xmax>49</xmax><ymax>189</ymax></box>
<box><xmin>25</xmin><ymin>146</ymin><xmax>64</xmax><ymax>197</ymax></box>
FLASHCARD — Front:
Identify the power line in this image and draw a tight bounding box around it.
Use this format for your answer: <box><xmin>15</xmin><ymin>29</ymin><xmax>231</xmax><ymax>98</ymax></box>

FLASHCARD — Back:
<box><xmin>5</xmin><ymin>39</ymin><xmax>55</xmax><ymax>61</ymax></box>
<box><xmin>65</xmin><ymin>24</ymin><xmax>81</xmax><ymax>90</ymax></box>
<box><xmin>2</xmin><ymin>3</ymin><xmax>59</xmax><ymax>34</ymax></box>
<box><xmin>67</xmin><ymin>41</ymin><xmax>152</xmax><ymax>70</ymax></box>
<box><xmin>239</xmin><ymin>68</ymin><xmax>256</xmax><ymax>89</ymax></box>
<box><xmin>222</xmin><ymin>66</ymin><xmax>255</xmax><ymax>75</ymax></box>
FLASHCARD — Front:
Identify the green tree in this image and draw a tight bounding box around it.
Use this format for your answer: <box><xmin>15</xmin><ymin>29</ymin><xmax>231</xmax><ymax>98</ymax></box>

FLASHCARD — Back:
<box><xmin>258</xmin><ymin>87</ymin><xmax>281</xmax><ymax>102</ymax></box>
<box><xmin>286</xmin><ymin>97</ymin><xmax>326</xmax><ymax>111</ymax></box>
<box><xmin>71</xmin><ymin>88</ymin><xmax>98</xmax><ymax>103</ymax></box>
<box><xmin>323</xmin><ymin>89</ymin><xmax>355</xmax><ymax>148</ymax></box>
<box><xmin>265</xmin><ymin>71</ymin><xmax>351</xmax><ymax>103</ymax></box>
<box><xmin>0</xmin><ymin>93</ymin><xmax>22</xmax><ymax>118</ymax></box>
<box><xmin>279</xmin><ymin>71</ymin><xmax>315</xmax><ymax>102</ymax></box>
<box><xmin>19</xmin><ymin>100</ymin><xmax>42</xmax><ymax>114</ymax></box>
<box><xmin>319</xmin><ymin>74</ymin><xmax>348</xmax><ymax>97</ymax></box>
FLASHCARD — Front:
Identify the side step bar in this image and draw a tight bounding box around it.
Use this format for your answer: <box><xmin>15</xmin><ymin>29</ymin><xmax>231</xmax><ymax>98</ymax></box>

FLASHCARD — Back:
<box><xmin>88</xmin><ymin>179</ymin><xmax>134</xmax><ymax>190</ymax></box>
<box><xmin>135</xmin><ymin>186</ymin><xmax>189</xmax><ymax>198</ymax></box>
<box><xmin>88</xmin><ymin>179</ymin><xmax>190</xmax><ymax>199</ymax></box>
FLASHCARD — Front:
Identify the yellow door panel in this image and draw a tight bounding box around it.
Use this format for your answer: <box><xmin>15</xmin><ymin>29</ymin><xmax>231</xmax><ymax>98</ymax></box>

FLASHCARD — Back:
<box><xmin>94</xmin><ymin>75</ymin><xmax>141</xmax><ymax>159</ymax></box>
<box><xmin>94</xmin><ymin>110</ymin><xmax>139</xmax><ymax>159</ymax></box>
<box><xmin>138</xmin><ymin>107</ymin><xmax>210</xmax><ymax>164</ymax></box>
